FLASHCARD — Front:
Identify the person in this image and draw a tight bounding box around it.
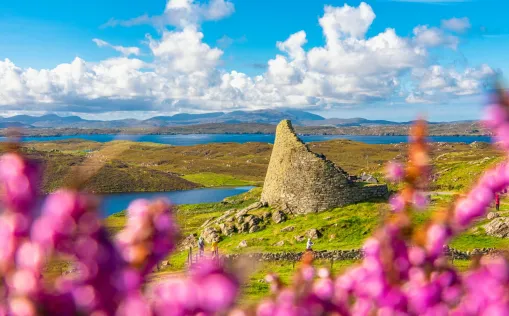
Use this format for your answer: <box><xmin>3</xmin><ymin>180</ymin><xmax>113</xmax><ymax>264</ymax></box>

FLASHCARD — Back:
<box><xmin>496</xmin><ymin>193</ymin><xmax>501</xmax><ymax>211</ymax></box>
<box><xmin>198</xmin><ymin>237</ymin><xmax>205</xmax><ymax>257</ymax></box>
<box><xmin>211</xmin><ymin>240</ymin><xmax>219</xmax><ymax>258</ymax></box>
<box><xmin>306</xmin><ymin>238</ymin><xmax>313</xmax><ymax>251</ymax></box>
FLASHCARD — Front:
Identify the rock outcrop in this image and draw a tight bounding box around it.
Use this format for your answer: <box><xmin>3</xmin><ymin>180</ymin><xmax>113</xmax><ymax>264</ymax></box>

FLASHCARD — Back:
<box><xmin>261</xmin><ymin>120</ymin><xmax>389</xmax><ymax>214</ymax></box>
<box><xmin>484</xmin><ymin>218</ymin><xmax>509</xmax><ymax>238</ymax></box>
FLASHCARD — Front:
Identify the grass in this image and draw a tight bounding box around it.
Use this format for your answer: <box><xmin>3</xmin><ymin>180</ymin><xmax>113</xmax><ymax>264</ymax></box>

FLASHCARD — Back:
<box><xmin>100</xmin><ymin>186</ymin><xmax>508</xmax><ymax>304</ymax></box>
<box><xmin>30</xmin><ymin>137</ymin><xmax>509</xmax><ymax>304</ymax></box>
<box><xmin>8</xmin><ymin>137</ymin><xmax>501</xmax><ymax>194</ymax></box>
<box><xmin>182</xmin><ymin>172</ymin><xmax>258</xmax><ymax>187</ymax></box>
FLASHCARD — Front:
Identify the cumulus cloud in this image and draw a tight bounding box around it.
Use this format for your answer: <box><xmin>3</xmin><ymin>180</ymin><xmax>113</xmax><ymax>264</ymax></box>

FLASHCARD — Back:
<box><xmin>148</xmin><ymin>26</ymin><xmax>223</xmax><ymax>74</ymax></box>
<box><xmin>413</xmin><ymin>25</ymin><xmax>459</xmax><ymax>49</ymax></box>
<box><xmin>441</xmin><ymin>17</ymin><xmax>471</xmax><ymax>33</ymax></box>
<box><xmin>103</xmin><ymin>0</ymin><xmax>234</xmax><ymax>29</ymax></box>
<box><xmin>408</xmin><ymin>64</ymin><xmax>494</xmax><ymax>102</ymax></box>
<box><xmin>0</xmin><ymin>1</ymin><xmax>494</xmax><ymax>114</ymax></box>
<box><xmin>92</xmin><ymin>39</ymin><xmax>141</xmax><ymax>56</ymax></box>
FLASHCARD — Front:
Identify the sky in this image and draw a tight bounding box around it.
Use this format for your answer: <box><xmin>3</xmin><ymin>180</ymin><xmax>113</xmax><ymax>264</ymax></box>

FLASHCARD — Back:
<box><xmin>0</xmin><ymin>0</ymin><xmax>508</xmax><ymax>121</ymax></box>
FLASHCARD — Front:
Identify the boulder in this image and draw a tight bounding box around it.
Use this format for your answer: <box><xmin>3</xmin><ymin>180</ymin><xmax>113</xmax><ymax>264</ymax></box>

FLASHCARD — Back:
<box><xmin>179</xmin><ymin>234</ymin><xmax>197</xmax><ymax>250</ymax></box>
<box><xmin>202</xmin><ymin>227</ymin><xmax>220</xmax><ymax>243</ymax></box>
<box><xmin>281</xmin><ymin>225</ymin><xmax>295</xmax><ymax>233</ymax></box>
<box><xmin>219</xmin><ymin>223</ymin><xmax>235</xmax><ymax>236</ymax></box>
<box><xmin>307</xmin><ymin>228</ymin><xmax>322</xmax><ymax>239</ymax></box>
<box><xmin>215</xmin><ymin>209</ymin><xmax>235</xmax><ymax>223</ymax></box>
<box><xmin>201</xmin><ymin>219</ymin><xmax>213</xmax><ymax>228</ymax></box>
<box><xmin>295</xmin><ymin>235</ymin><xmax>305</xmax><ymax>242</ymax></box>
<box><xmin>249</xmin><ymin>225</ymin><xmax>261</xmax><ymax>234</ymax></box>
<box><xmin>236</xmin><ymin>222</ymin><xmax>250</xmax><ymax>233</ymax></box>
<box><xmin>274</xmin><ymin>240</ymin><xmax>285</xmax><ymax>247</ymax></box>
<box><xmin>487</xmin><ymin>212</ymin><xmax>500</xmax><ymax>220</ymax></box>
<box><xmin>272</xmin><ymin>210</ymin><xmax>287</xmax><ymax>224</ymax></box>
<box><xmin>245</xmin><ymin>215</ymin><xmax>261</xmax><ymax>225</ymax></box>
<box><xmin>235</xmin><ymin>202</ymin><xmax>263</xmax><ymax>218</ymax></box>
<box><xmin>262</xmin><ymin>211</ymin><xmax>272</xmax><ymax>221</ymax></box>
<box><xmin>238</xmin><ymin>240</ymin><xmax>248</xmax><ymax>248</ymax></box>
<box><xmin>484</xmin><ymin>218</ymin><xmax>509</xmax><ymax>238</ymax></box>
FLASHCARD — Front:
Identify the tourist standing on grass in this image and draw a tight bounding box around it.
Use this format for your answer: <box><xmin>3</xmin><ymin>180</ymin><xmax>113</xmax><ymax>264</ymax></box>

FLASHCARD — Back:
<box><xmin>496</xmin><ymin>193</ymin><xmax>501</xmax><ymax>211</ymax></box>
<box><xmin>212</xmin><ymin>240</ymin><xmax>219</xmax><ymax>258</ymax></box>
<box><xmin>306</xmin><ymin>238</ymin><xmax>313</xmax><ymax>251</ymax></box>
<box><xmin>198</xmin><ymin>237</ymin><xmax>205</xmax><ymax>257</ymax></box>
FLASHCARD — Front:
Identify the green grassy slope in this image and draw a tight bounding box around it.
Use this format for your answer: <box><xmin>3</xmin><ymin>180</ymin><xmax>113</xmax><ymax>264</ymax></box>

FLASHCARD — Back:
<box><xmin>15</xmin><ymin>138</ymin><xmax>503</xmax><ymax>194</ymax></box>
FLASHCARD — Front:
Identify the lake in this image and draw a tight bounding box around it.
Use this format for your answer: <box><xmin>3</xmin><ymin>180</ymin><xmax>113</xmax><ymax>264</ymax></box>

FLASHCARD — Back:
<box><xmin>99</xmin><ymin>186</ymin><xmax>255</xmax><ymax>217</ymax></box>
<box><xmin>4</xmin><ymin>134</ymin><xmax>492</xmax><ymax>145</ymax></box>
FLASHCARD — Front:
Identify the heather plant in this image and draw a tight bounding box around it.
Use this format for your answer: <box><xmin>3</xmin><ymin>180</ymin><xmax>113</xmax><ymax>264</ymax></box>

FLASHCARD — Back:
<box><xmin>1</xmin><ymin>87</ymin><xmax>509</xmax><ymax>315</ymax></box>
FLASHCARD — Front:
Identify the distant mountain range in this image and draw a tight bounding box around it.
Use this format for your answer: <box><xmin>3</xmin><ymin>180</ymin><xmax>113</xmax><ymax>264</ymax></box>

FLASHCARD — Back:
<box><xmin>0</xmin><ymin>110</ymin><xmax>476</xmax><ymax>129</ymax></box>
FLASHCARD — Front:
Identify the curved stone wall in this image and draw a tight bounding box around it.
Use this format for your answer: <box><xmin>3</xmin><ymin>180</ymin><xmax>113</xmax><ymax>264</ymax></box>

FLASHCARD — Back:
<box><xmin>261</xmin><ymin>120</ymin><xmax>388</xmax><ymax>214</ymax></box>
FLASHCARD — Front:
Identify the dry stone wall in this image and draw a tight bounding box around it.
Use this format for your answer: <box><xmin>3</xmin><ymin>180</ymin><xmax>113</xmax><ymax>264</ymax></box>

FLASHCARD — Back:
<box><xmin>261</xmin><ymin>120</ymin><xmax>388</xmax><ymax>214</ymax></box>
<box><xmin>223</xmin><ymin>248</ymin><xmax>504</xmax><ymax>263</ymax></box>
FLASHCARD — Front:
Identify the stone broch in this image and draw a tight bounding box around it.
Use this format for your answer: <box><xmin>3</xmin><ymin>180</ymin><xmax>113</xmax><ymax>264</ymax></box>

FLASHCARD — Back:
<box><xmin>260</xmin><ymin>120</ymin><xmax>389</xmax><ymax>214</ymax></box>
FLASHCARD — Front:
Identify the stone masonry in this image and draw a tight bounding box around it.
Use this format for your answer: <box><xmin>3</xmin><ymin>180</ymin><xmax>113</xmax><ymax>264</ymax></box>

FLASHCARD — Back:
<box><xmin>261</xmin><ymin>120</ymin><xmax>388</xmax><ymax>214</ymax></box>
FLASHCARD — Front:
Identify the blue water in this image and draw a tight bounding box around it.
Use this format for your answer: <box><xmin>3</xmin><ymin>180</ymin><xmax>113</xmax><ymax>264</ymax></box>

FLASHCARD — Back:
<box><xmin>99</xmin><ymin>186</ymin><xmax>254</xmax><ymax>217</ymax></box>
<box><xmin>3</xmin><ymin>134</ymin><xmax>492</xmax><ymax>145</ymax></box>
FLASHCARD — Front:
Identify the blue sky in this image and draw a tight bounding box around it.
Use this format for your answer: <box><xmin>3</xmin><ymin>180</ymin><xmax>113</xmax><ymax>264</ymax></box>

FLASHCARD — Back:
<box><xmin>0</xmin><ymin>0</ymin><xmax>507</xmax><ymax>121</ymax></box>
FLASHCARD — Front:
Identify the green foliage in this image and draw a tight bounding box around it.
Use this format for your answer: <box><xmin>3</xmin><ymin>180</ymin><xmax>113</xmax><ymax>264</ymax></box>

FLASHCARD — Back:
<box><xmin>182</xmin><ymin>172</ymin><xmax>257</xmax><ymax>187</ymax></box>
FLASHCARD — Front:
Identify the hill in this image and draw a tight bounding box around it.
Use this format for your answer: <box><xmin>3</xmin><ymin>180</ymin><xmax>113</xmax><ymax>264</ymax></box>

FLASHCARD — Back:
<box><xmin>12</xmin><ymin>138</ymin><xmax>501</xmax><ymax>194</ymax></box>
<box><xmin>0</xmin><ymin>111</ymin><xmax>484</xmax><ymax>133</ymax></box>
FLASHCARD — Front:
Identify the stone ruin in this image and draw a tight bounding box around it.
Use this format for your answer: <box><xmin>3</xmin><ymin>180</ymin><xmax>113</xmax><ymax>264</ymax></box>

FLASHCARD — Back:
<box><xmin>261</xmin><ymin>120</ymin><xmax>389</xmax><ymax>214</ymax></box>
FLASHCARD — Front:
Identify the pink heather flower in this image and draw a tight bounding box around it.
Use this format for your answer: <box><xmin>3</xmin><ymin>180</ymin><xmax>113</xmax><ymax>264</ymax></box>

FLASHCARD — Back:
<box><xmin>8</xmin><ymin>269</ymin><xmax>37</xmax><ymax>295</ymax></box>
<box><xmin>494</xmin><ymin>123</ymin><xmax>509</xmax><ymax>149</ymax></box>
<box><xmin>16</xmin><ymin>241</ymin><xmax>44</xmax><ymax>272</ymax></box>
<box><xmin>454</xmin><ymin>198</ymin><xmax>485</xmax><ymax>227</ymax></box>
<box><xmin>42</xmin><ymin>190</ymin><xmax>82</xmax><ymax>219</ymax></box>
<box><xmin>412</xmin><ymin>191</ymin><xmax>429</xmax><ymax>210</ymax></box>
<box><xmin>313</xmin><ymin>278</ymin><xmax>334</xmax><ymax>300</ymax></box>
<box><xmin>116</xmin><ymin>294</ymin><xmax>152</xmax><ymax>316</ymax></box>
<box><xmin>0</xmin><ymin>153</ymin><xmax>39</xmax><ymax>212</ymax></box>
<box><xmin>483</xmin><ymin>104</ymin><xmax>508</xmax><ymax>129</ymax></box>
<box><xmin>408</xmin><ymin>282</ymin><xmax>441</xmax><ymax>313</ymax></box>
<box><xmin>363</xmin><ymin>238</ymin><xmax>381</xmax><ymax>257</ymax></box>
<box><xmin>389</xmin><ymin>194</ymin><xmax>405</xmax><ymax>213</ymax></box>
<box><xmin>126</xmin><ymin>199</ymin><xmax>151</xmax><ymax>220</ymax></box>
<box><xmin>385</xmin><ymin>162</ymin><xmax>405</xmax><ymax>182</ymax></box>
<box><xmin>470</xmin><ymin>186</ymin><xmax>495</xmax><ymax>207</ymax></box>
<box><xmin>8</xmin><ymin>297</ymin><xmax>36</xmax><ymax>316</ymax></box>
<box><xmin>256</xmin><ymin>300</ymin><xmax>276</xmax><ymax>316</ymax></box>
<box><xmin>301</xmin><ymin>266</ymin><xmax>315</xmax><ymax>281</ymax></box>
<box><xmin>426</xmin><ymin>224</ymin><xmax>449</xmax><ymax>257</ymax></box>
<box><xmin>199</xmin><ymin>273</ymin><xmax>239</xmax><ymax>312</ymax></box>
<box><xmin>481</xmin><ymin>303</ymin><xmax>509</xmax><ymax>316</ymax></box>
<box><xmin>408</xmin><ymin>247</ymin><xmax>426</xmax><ymax>266</ymax></box>
<box><xmin>116</xmin><ymin>268</ymin><xmax>142</xmax><ymax>292</ymax></box>
<box><xmin>481</xmin><ymin>256</ymin><xmax>509</xmax><ymax>283</ymax></box>
<box><xmin>72</xmin><ymin>285</ymin><xmax>97</xmax><ymax>309</ymax></box>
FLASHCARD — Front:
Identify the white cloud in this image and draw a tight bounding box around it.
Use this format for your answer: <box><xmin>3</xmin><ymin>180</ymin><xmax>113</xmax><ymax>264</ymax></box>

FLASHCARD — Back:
<box><xmin>92</xmin><ymin>39</ymin><xmax>141</xmax><ymax>56</ymax></box>
<box><xmin>319</xmin><ymin>3</ymin><xmax>376</xmax><ymax>40</ymax></box>
<box><xmin>408</xmin><ymin>64</ymin><xmax>494</xmax><ymax>102</ymax></box>
<box><xmin>441</xmin><ymin>17</ymin><xmax>471</xmax><ymax>33</ymax></box>
<box><xmin>0</xmin><ymin>2</ymin><xmax>494</xmax><ymax>115</ymax></box>
<box><xmin>103</xmin><ymin>0</ymin><xmax>234</xmax><ymax>29</ymax></box>
<box><xmin>148</xmin><ymin>26</ymin><xmax>223</xmax><ymax>74</ymax></box>
<box><xmin>413</xmin><ymin>25</ymin><xmax>459</xmax><ymax>49</ymax></box>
